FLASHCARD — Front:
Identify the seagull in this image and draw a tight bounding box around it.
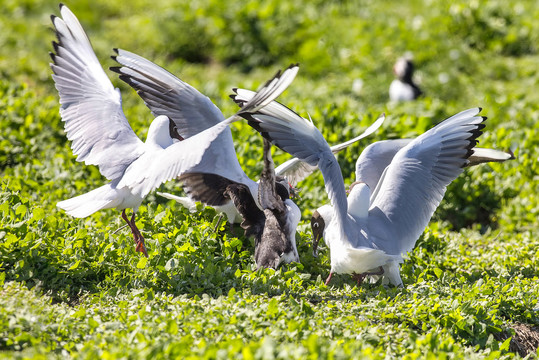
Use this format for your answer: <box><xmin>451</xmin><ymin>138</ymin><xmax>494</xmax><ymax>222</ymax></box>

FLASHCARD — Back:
<box><xmin>231</xmin><ymin>90</ymin><xmax>495</xmax><ymax>287</ymax></box>
<box><xmin>50</xmin><ymin>4</ymin><xmax>298</xmax><ymax>257</ymax></box>
<box><xmin>312</xmin><ymin>139</ymin><xmax>515</xmax><ymax>271</ymax></box>
<box><xmin>225</xmin><ymin>139</ymin><xmax>301</xmax><ymax>268</ymax></box>
<box><xmin>110</xmin><ymin>49</ymin><xmax>281</xmax><ymax>230</ymax></box>
<box><xmin>110</xmin><ymin>50</ymin><xmax>380</xmax><ymax>230</ymax></box>
<box><xmin>389</xmin><ymin>56</ymin><xmax>422</xmax><ymax>102</ymax></box>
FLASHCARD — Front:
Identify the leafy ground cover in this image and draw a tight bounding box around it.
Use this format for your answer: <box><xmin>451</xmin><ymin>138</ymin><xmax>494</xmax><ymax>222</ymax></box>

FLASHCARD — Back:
<box><xmin>1</xmin><ymin>0</ymin><xmax>538</xmax><ymax>358</ymax></box>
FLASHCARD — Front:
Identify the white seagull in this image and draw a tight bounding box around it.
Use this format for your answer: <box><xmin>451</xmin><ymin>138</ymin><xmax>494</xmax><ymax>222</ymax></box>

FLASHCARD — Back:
<box><xmin>110</xmin><ymin>49</ymin><xmax>285</xmax><ymax>230</ymax></box>
<box><xmin>50</xmin><ymin>4</ymin><xmax>298</xmax><ymax>256</ymax></box>
<box><xmin>232</xmin><ymin>90</ymin><xmax>497</xmax><ymax>287</ymax></box>
<box><xmin>389</xmin><ymin>56</ymin><xmax>422</xmax><ymax>102</ymax></box>
<box><xmin>110</xmin><ymin>50</ymin><xmax>383</xmax><ymax>229</ymax></box>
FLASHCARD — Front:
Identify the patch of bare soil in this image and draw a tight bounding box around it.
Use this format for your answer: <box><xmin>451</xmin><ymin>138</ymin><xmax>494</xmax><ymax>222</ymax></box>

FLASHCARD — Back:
<box><xmin>496</xmin><ymin>323</ymin><xmax>539</xmax><ymax>357</ymax></box>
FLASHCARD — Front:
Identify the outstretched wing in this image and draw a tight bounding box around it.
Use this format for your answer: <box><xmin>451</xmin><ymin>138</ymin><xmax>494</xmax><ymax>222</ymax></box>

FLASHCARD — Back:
<box><xmin>50</xmin><ymin>4</ymin><xmax>144</xmax><ymax>180</ymax></box>
<box><xmin>355</xmin><ymin>139</ymin><xmax>412</xmax><ymax>191</ymax></box>
<box><xmin>275</xmin><ymin>113</ymin><xmax>385</xmax><ymax>185</ymax></box>
<box><xmin>356</xmin><ymin>139</ymin><xmax>514</xmax><ymax>193</ymax></box>
<box><xmin>111</xmin><ymin>49</ymin><xmax>225</xmax><ymax>138</ymax></box>
<box><xmin>118</xmin><ymin>65</ymin><xmax>300</xmax><ymax>198</ymax></box>
<box><xmin>368</xmin><ymin>108</ymin><xmax>486</xmax><ymax>255</ymax></box>
<box><xmin>231</xmin><ymin>89</ymin><xmax>349</xmax><ymax>224</ymax></box>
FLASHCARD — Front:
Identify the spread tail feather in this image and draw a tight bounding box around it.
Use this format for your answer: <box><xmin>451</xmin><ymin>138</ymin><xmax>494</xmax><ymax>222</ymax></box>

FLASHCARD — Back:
<box><xmin>57</xmin><ymin>184</ymin><xmax>119</xmax><ymax>218</ymax></box>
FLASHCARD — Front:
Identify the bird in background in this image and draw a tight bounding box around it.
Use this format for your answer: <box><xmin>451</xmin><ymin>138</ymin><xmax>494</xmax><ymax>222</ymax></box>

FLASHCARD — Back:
<box><xmin>231</xmin><ymin>87</ymin><xmax>510</xmax><ymax>287</ymax></box>
<box><xmin>389</xmin><ymin>55</ymin><xmax>422</xmax><ymax>102</ymax></box>
<box><xmin>50</xmin><ymin>4</ymin><xmax>298</xmax><ymax>257</ymax></box>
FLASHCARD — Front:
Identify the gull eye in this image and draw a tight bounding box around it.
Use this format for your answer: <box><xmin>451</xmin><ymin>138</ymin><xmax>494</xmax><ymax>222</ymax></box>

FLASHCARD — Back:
<box><xmin>313</xmin><ymin>222</ymin><xmax>319</xmax><ymax>228</ymax></box>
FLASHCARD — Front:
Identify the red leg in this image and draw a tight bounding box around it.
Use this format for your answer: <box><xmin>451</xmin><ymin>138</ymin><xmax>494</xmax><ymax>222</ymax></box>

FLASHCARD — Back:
<box><xmin>121</xmin><ymin>209</ymin><xmax>136</xmax><ymax>234</ymax></box>
<box><xmin>352</xmin><ymin>273</ymin><xmax>366</xmax><ymax>285</ymax></box>
<box><xmin>121</xmin><ymin>210</ymin><xmax>148</xmax><ymax>258</ymax></box>
<box><xmin>130</xmin><ymin>212</ymin><xmax>148</xmax><ymax>258</ymax></box>
<box><xmin>325</xmin><ymin>272</ymin><xmax>333</xmax><ymax>285</ymax></box>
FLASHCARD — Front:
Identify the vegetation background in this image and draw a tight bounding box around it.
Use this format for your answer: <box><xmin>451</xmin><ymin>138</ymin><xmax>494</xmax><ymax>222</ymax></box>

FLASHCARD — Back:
<box><xmin>1</xmin><ymin>0</ymin><xmax>538</xmax><ymax>358</ymax></box>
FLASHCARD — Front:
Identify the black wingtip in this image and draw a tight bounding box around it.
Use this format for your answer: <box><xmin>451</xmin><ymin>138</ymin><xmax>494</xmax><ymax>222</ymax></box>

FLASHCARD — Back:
<box><xmin>59</xmin><ymin>3</ymin><xmax>65</xmax><ymax>9</ymax></box>
<box><xmin>118</xmin><ymin>74</ymin><xmax>133</xmax><ymax>84</ymax></box>
<box><xmin>109</xmin><ymin>66</ymin><xmax>122</xmax><ymax>74</ymax></box>
<box><xmin>244</xmin><ymin>114</ymin><xmax>262</xmax><ymax>123</ymax></box>
<box><xmin>478</xmin><ymin>107</ymin><xmax>483</xmax><ymax>112</ymax></box>
<box><xmin>113</xmin><ymin>48</ymin><xmax>119</xmax><ymax>54</ymax></box>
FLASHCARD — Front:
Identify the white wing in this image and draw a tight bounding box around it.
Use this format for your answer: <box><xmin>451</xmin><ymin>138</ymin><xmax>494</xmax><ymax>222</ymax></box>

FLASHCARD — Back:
<box><xmin>118</xmin><ymin>65</ymin><xmax>300</xmax><ymax>198</ymax></box>
<box><xmin>231</xmin><ymin>89</ymin><xmax>349</xmax><ymax>224</ymax></box>
<box><xmin>355</xmin><ymin>139</ymin><xmax>412</xmax><ymax>190</ymax></box>
<box><xmin>111</xmin><ymin>49</ymin><xmax>225</xmax><ymax>138</ymax></box>
<box><xmin>467</xmin><ymin>147</ymin><xmax>514</xmax><ymax>166</ymax></box>
<box><xmin>356</xmin><ymin>139</ymin><xmax>514</xmax><ymax>192</ymax></box>
<box><xmin>111</xmin><ymin>49</ymin><xmax>262</xmax><ymax>193</ymax></box>
<box><xmin>276</xmin><ymin>113</ymin><xmax>386</xmax><ymax>185</ymax></box>
<box><xmin>50</xmin><ymin>5</ymin><xmax>144</xmax><ymax>180</ymax></box>
<box><xmin>368</xmin><ymin>108</ymin><xmax>486</xmax><ymax>255</ymax></box>
<box><xmin>274</xmin><ymin>158</ymin><xmax>318</xmax><ymax>186</ymax></box>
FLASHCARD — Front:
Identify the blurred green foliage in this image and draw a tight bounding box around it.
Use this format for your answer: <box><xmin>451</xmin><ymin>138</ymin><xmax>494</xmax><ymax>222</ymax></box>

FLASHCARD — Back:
<box><xmin>1</xmin><ymin>0</ymin><xmax>538</xmax><ymax>358</ymax></box>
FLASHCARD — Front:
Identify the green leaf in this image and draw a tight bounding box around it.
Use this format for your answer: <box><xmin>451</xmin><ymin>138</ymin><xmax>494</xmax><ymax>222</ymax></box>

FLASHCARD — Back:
<box><xmin>68</xmin><ymin>260</ymin><xmax>81</xmax><ymax>270</ymax></box>
<box><xmin>136</xmin><ymin>257</ymin><xmax>148</xmax><ymax>269</ymax></box>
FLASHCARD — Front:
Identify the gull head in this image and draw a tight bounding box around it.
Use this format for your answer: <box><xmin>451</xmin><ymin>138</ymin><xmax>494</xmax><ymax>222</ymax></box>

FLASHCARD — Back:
<box><xmin>146</xmin><ymin>115</ymin><xmax>175</xmax><ymax>148</ymax></box>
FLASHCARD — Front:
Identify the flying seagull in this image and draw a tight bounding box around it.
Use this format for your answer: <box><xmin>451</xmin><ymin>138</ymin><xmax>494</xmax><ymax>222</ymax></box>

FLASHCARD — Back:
<box><xmin>225</xmin><ymin>139</ymin><xmax>301</xmax><ymax>268</ymax></box>
<box><xmin>110</xmin><ymin>49</ymin><xmax>295</xmax><ymax>231</ymax></box>
<box><xmin>50</xmin><ymin>4</ymin><xmax>298</xmax><ymax>256</ymax></box>
<box><xmin>389</xmin><ymin>56</ymin><xmax>422</xmax><ymax>102</ymax></box>
<box><xmin>231</xmin><ymin>90</ymin><xmax>498</xmax><ymax>287</ymax></box>
<box><xmin>111</xmin><ymin>50</ymin><xmax>381</xmax><ymax>230</ymax></box>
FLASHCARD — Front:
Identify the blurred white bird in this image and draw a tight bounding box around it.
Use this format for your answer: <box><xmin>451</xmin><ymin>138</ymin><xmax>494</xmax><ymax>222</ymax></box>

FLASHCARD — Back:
<box><xmin>389</xmin><ymin>56</ymin><xmax>422</xmax><ymax>102</ymax></box>
<box><xmin>232</xmin><ymin>89</ymin><xmax>502</xmax><ymax>287</ymax></box>
<box><xmin>50</xmin><ymin>4</ymin><xmax>298</xmax><ymax>256</ymax></box>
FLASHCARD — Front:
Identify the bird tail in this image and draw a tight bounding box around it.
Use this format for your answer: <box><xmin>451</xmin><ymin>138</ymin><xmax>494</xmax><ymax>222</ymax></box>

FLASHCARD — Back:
<box><xmin>467</xmin><ymin>147</ymin><xmax>515</xmax><ymax>166</ymax></box>
<box><xmin>57</xmin><ymin>184</ymin><xmax>119</xmax><ymax>218</ymax></box>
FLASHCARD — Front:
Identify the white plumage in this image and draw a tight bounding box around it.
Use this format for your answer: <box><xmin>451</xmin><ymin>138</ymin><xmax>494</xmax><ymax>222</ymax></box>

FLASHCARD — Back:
<box><xmin>51</xmin><ymin>4</ymin><xmax>298</xmax><ymax>256</ymax></box>
<box><xmin>231</xmin><ymin>89</ymin><xmax>510</xmax><ymax>286</ymax></box>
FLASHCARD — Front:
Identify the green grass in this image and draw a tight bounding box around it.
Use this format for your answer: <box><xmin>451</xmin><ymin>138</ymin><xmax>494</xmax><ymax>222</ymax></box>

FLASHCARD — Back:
<box><xmin>1</xmin><ymin>0</ymin><xmax>538</xmax><ymax>358</ymax></box>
